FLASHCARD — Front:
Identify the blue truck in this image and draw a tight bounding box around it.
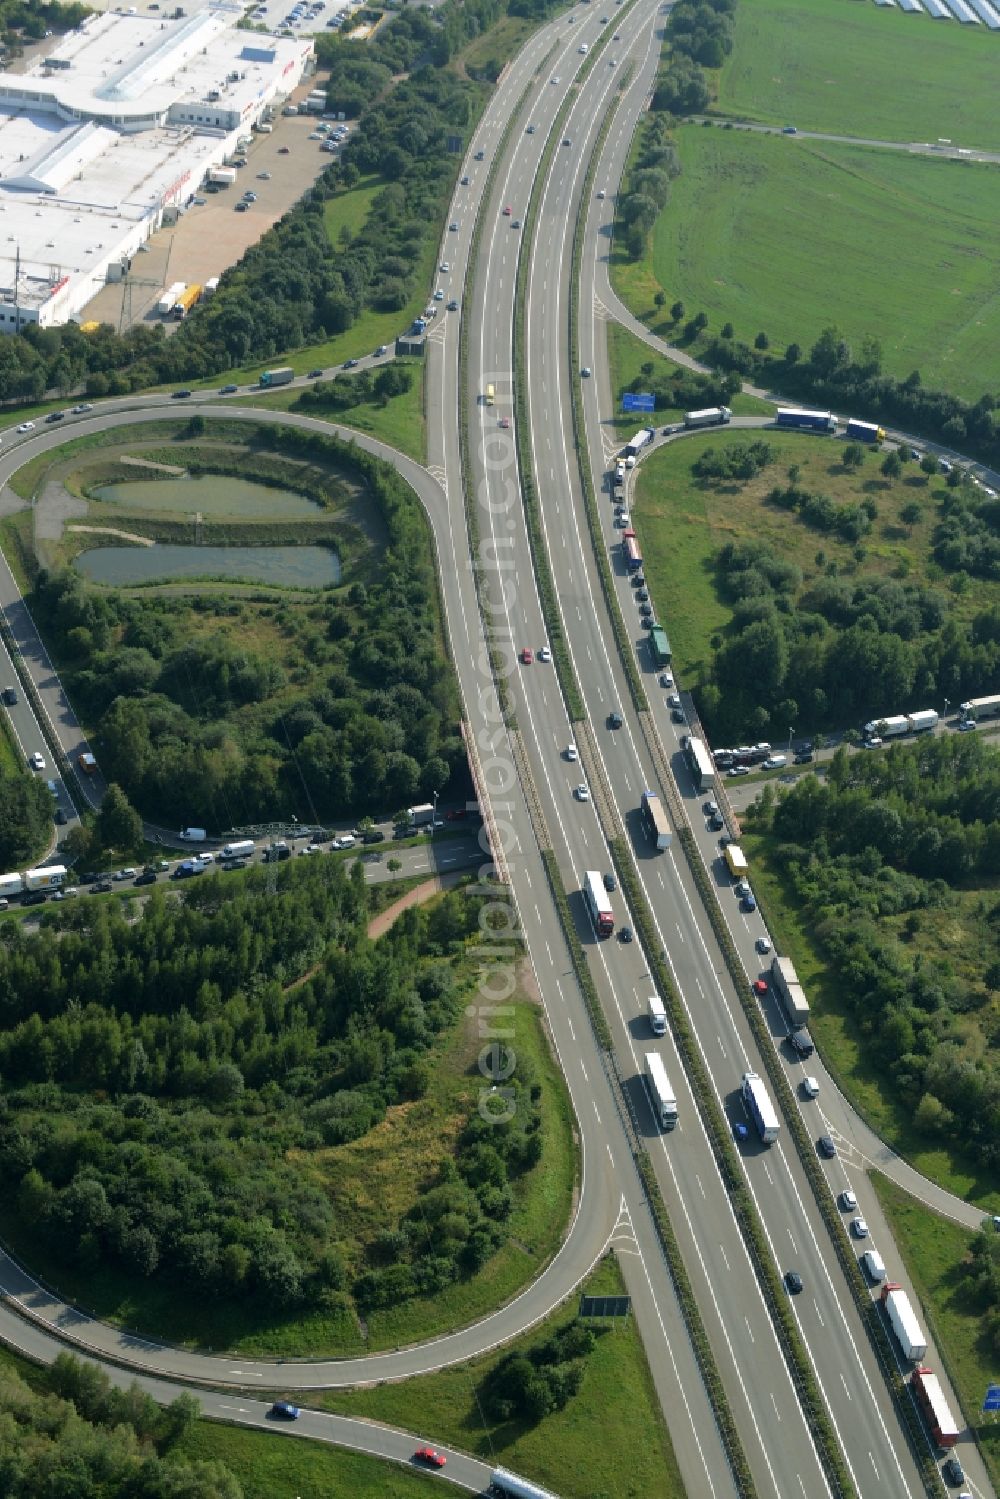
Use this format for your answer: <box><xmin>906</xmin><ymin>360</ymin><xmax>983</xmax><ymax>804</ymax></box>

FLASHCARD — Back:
<box><xmin>776</xmin><ymin>407</ymin><xmax>838</xmax><ymax>434</ymax></box>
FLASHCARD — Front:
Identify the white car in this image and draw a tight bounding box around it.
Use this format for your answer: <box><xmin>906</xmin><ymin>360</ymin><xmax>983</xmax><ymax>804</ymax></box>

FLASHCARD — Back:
<box><xmin>334</xmin><ymin>834</ymin><xmax>356</xmax><ymax>849</ymax></box>
<box><xmin>439</xmin><ymin>261</ymin><xmax>450</xmax><ymax>273</ymax></box>
<box><xmin>300</xmin><ymin>842</ymin><xmax>321</xmax><ymax>855</ymax></box>
<box><xmin>565</xmin><ymin>745</ymin><xmax>578</xmax><ymax>761</ymax></box>
<box><xmin>29</xmin><ymin>751</ymin><xmax>45</xmax><ymax>771</ymax></box>
<box><xmin>755</xmin><ymin>935</ymin><xmax>772</xmax><ymax>954</ymax></box>
<box><xmin>574</xmin><ymin>784</ymin><xmax>590</xmax><ymax>801</ymax></box>
<box><xmin>851</xmin><ymin>1216</ymin><xmax>869</xmax><ymax>1238</ymax></box>
<box><xmin>538</xmin><ymin>646</ymin><xmax>551</xmax><ymax>662</ymax></box>
<box><xmin>616</xmin><ymin>510</ymin><xmax>630</xmax><ymax>527</ymax></box>
<box><xmin>839</xmin><ymin>1189</ymin><xmax>857</xmax><ymax>1211</ymax></box>
<box><xmin>659</xmin><ymin>671</ymin><xmax>674</xmax><ymax>688</ymax></box>
<box><xmin>802</xmin><ymin>1076</ymin><xmax>819</xmax><ymax>1099</ymax></box>
<box><xmin>194</xmin><ymin>851</ymin><xmax>214</xmax><ymax>864</ymax></box>
<box><xmin>16</xmin><ymin>422</ymin><xmax>35</xmax><ymax>433</ymax></box>
<box><xmin>597</xmin><ymin>189</ymin><xmax>606</xmax><ymax>199</ymax></box>
<box><xmin>551</xmin><ymin>75</ymin><xmax>561</xmax><ymax>83</ymax></box>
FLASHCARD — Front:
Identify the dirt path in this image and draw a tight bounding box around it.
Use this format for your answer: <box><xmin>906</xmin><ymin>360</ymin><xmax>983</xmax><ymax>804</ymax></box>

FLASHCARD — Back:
<box><xmin>366</xmin><ymin>870</ymin><xmax>465</xmax><ymax>940</ymax></box>
<box><xmin>66</xmin><ymin>525</ymin><xmax>155</xmax><ymax>546</ymax></box>
<box><xmin>119</xmin><ymin>456</ymin><xmax>187</xmax><ymax>475</ymax></box>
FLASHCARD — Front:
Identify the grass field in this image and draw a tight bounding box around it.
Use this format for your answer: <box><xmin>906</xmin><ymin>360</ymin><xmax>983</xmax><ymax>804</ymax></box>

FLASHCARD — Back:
<box><xmin>870</xmin><ymin>1175</ymin><xmax>1000</xmax><ymax>1486</ymax></box>
<box><xmin>632</xmin><ymin>427</ymin><xmax>988</xmax><ymax>685</ymax></box>
<box><xmin>233</xmin><ymin>359</ymin><xmax>427</xmax><ymax>463</ymax></box>
<box><xmin>718</xmin><ymin>0</ymin><xmax>1000</xmax><ymax>151</ymax></box>
<box><xmin>639</xmin><ymin>127</ymin><xmax>1000</xmax><ymax>401</ymax></box>
<box><xmin>321</xmin><ymin>1255</ymin><xmax>684</xmax><ymax>1499</ymax></box>
<box><xmin>606</xmin><ymin>322</ymin><xmax>771</xmax><ymax>441</ymax></box>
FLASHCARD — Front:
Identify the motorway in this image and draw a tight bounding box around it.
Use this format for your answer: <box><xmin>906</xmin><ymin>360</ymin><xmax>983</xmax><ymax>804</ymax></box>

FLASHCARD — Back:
<box><xmin>0</xmin><ymin>1</ymin><xmax>993</xmax><ymax>1495</ymax></box>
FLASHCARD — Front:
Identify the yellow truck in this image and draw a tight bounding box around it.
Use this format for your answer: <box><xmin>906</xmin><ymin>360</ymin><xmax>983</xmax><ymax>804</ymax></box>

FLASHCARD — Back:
<box><xmin>724</xmin><ymin>843</ymin><xmax>748</xmax><ymax>879</ymax></box>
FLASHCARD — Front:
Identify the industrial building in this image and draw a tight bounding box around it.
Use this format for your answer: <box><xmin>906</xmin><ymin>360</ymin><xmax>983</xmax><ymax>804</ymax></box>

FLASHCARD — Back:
<box><xmin>0</xmin><ymin>5</ymin><xmax>313</xmax><ymax>329</ymax></box>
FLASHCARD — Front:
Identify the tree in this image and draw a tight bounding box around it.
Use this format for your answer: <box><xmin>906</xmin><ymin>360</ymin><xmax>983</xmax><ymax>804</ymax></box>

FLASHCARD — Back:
<box><xmin>670</xmin><ymin>300</ymin><xmax>685</xmax><ymax>322</ymax></box>
<box><xmin>721</xmin><ymin>321</ymin><xmax>734</xmax><ymax>339</ymax></box>
<box><xmin>900</xmin><ymin>500</ymin><xmax>922</xmax><ymax>526</ymax></box>
<box><xmin>387</xmin><ymin>857</ymin><xmax>402</xmax><ymax>872</ymax></box>
<box><xmin>880</xmin><ymin>451</ymin><xmax>902</xmax><ymax>481</ymax></box>
<box><xmin>162</xmin><ymin>1392</ymin><xmax>202</xmax><ymax>1449</ymax></box>
<box><xmin>920</xmin><ymin>454</ymin><xmax>939</xmax><ymax>477</ymax></box>
<box><xmin>96</xmin><ymin>782</ymin><xmax>143</xmax><ymax>853</ymax></box>
<box><xmin>784</xmin><ymin>342</ymin><xmax>800</xmax><ymax>365</ymax></box>
<box><xmin>754</xmin><ymin>331</ymin><xmax>769</xmax><ymax>350</ymax></box>
<box><xmin>653</xmin><ymin>290</ymin><xmax>666</xmax><ymax>310</ymax></box>
<box><xmin>842</xmin><ymin>442</ymin><xmax>865</xmax><ymax>470</ymax></box>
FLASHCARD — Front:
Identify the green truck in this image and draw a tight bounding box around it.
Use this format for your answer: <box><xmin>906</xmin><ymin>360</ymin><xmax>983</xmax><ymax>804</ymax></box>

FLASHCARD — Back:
<box><xmin>650</xmin><ymin>626</ymin><xmax>672</xmax><ymax>666</ymax></box>
<box><xmin>259</xmin><ymin>366</ymin><xmax>294</xmax><ymax>388</ymax></box>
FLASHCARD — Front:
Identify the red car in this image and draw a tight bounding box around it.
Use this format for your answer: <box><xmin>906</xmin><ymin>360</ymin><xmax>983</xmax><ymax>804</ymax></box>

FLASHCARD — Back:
<box><xmin>520</xmin><ymin>648</ymin><xmax>533</xmax><ymax>664</ymax></box>
<box><xmin>753</xmin><ymin>979</ymin><xmax>768</xmax><ymax>995</ymax></box>
<box><xmin>498</xmin><ymin>416</ymin><xmax>510</xmax><ymax>429</ymax></box>
<box><xmin>502</xmin><ymin>204</ymin><xmax>512</xmax><ymax>216</ymax></box>
<box><xmin>415</xmin><ymin>1448</ymin><xmax>446</xmax><ymax>1468</ymax></box>
<box><xmin>445</xmin><ymin>809</ymin><xmax>467</xmax><ymax>821</ymax></box>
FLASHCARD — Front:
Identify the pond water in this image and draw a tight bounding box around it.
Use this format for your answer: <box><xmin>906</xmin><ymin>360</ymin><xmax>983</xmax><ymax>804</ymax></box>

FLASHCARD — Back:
<box><xmin>93</xmin><ymin>476</ymin><xmax>321</xmax><ymax>519</ymax></box>
<box><xmin>75</xmin><ymin>544</ymin><xmax>340</xmax><ymax>589</ymax></box>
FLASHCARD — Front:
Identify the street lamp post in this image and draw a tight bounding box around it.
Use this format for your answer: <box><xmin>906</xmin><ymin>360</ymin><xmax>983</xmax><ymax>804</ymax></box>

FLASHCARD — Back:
<box><xmin>943</xmin><ymin>697</ymin><xmax>950</xmax><ymax>722</ymax></box>
<box><xmin>787</xmin><ymin>726</ymin><xmax>794</xmax><ymax>757</ymax></box>
<box><xmin>432</xmin><ymin>789</ymin><xmax>438</xmax><ymax>836</ymax></box>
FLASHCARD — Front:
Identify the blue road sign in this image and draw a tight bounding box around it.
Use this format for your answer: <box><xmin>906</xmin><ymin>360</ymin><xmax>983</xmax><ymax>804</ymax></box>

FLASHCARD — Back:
<box><xmin>983</xmin><ymin>1384</ymin><xmax>1000</xmax><ymax>1411</ymax></box>
<box><xmin>622</xmin><ymin>392</ymin><xmax>655</xmax><ymax>413</ymax></box>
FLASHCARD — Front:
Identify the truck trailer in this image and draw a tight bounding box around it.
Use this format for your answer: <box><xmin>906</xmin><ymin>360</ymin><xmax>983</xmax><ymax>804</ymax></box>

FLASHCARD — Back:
<box><xmin>770</xmin><ymin>955</ymin><xmax>810</xmax><ymax>1026</ymax></box>
<box><xmin>0</xmin><ymin>873</ymin><xmax>24</xmax><ymax>898</ymax></box>
<box><xmin>864</xmin><ymin>714</ymin><xmax>910</xmax><ymax>739</ymax></box>
<box><xmin>846</xmin><ymin>418</ymin><xmax>886</xmax><ymax>443</ymax></box>
<box><xmin>959</xmin><ymin>694</ymin><xmax>1000</xmax><ymax>722</ymax></box>
<box><xmin>775</xmin><ymin>407</ymin><xmax>838</xmax><ymax>434</ymax></box>
<box><xmin>24</xmin><ymin>864</ymin><xmax>67</xmax><ymax>891</ymax></box>
<box><xmin>259</xmin><ymin>367</ymin><xmax>294</xmax><ymax>388</ymax></box>
<box><xmin>644</xmin><ymin>1052</ymin><xmax>678</xmax><ymax>1129</ymax></box>
<box><xmin>741</xmin><ymin>1071</ymin><xmax>779</xmax><ymax>1143</ymax></box>
<box><xmin>623</xmin><ymin>428</ymin><xmax>655</xmax><ymax>458</ymax></box>
<box><xmin>910</xmin><ymin>1366</ymin><xmax>959</xmax><ymax>1449</ymax></box>
<box><xmin>489</xmin><ymin>1468</ymin><xmax>560</xmax><ymax>1499</ymax></box>
<box><xmin>881</xmin><ymin>1282</ymin><xmax>927</xmax><ymax>1361</ymax></box>
<box><xmin>208</xmin><ymin>167</ymin><xmax>237</xmax><ymax>186</ymax></box>
<box><xmin>407</xmin><ymin>803</ymin><xmax>435</xmax><ymax>828</ymax></box>
<box><xmin>640</xmin><ymin>790</ymin><xmax>672</xmax><ymax>850</ymax></box>
<box><xmin>172</xmin><ymin>283</ymin><xmax>202</xmax><ymax>319</ymax></box>
<box><xmin>684</xmin><ymin>406</ymin><xmax>732</xmax><ymax>428</ymax></box>
<box><xmin>907</xmin><ymin>709</ymin><xmax>939</xmax><ymax>733</ymax></box>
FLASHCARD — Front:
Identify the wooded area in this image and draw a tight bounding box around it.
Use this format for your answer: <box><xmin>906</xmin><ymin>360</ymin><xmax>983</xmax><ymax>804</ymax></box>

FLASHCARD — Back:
<box><xmin>747</xmin><ymin>736</ymin><xmax>1000</xmax><ymax>1170</ymax></box>
<box><xmin>0</xmin><ymin>859</ymin><xmax>545</xmax><ymax>1329</ymax></box>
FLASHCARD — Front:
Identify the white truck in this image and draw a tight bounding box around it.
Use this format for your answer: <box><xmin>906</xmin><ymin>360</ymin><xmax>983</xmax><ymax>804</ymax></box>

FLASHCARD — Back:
<box><xmin>24</xmin><ymin>864</ymin><xmax>67</xmax><ymax>891</ymax></box>
<box><xmin>880</xmin><ymin>1282</ymin><xmax>927</xmax><ymax>1361</ymax></box>
<box><xmin>157</xmin><ymin>281</ymin><xmax>185</xmax><ymax>316</ymax></box>
<box><xmin>960</xmin><ymin>694</ymin><xmax>1000</xmax><ymax>722</ymax></box>
<box><xmin>208</xmin><ymin>167</ymin><xmax>237</xmax><ymax>187</ymax></box>
<box><xmin>684</xmin><ymin>406</ymin><xmax>732</xmax><ymax>428</ymax></box>
<box><xmin>179</xmin><ymin>827</ymin><xmax>207</xmax><ymax>842</ymax></box>
<box><xmin>221</xmin><ymin>840</ymin><xmax>255</xmax><ymax>860</ymax></box>
<box><xmin>0</xmin><ymin>873</ymin><xmax>24</xmax><ymax>898</ymax></box>
<box><xmin>623</xmin><ymin>428</ymin><xmax>655</xmax><ymax>459</ymax></box>
<box><xmin>407</xmin><ymin>803</ymin><xmax>436</xmax><ymax>828</ymax></box>
<box><xmin>770</xmin><ymin>955</ymin><xmax>810</xmax><ymax>1026</ymax></box>
<box><xmin>647</xmin><ymin>995</ymin><xmax>667</xmax><ymax>1035</ymax></box>
<box><xmin>907</xmin><ymin>709</ymin><xmax>938</xmax><ymax>733</ymax></box>
<box><xmin>864</xmin><ymin>714</ymin><xmax>910</xmax><ymax>739</ymax></box>
<box><xmin>644</xmin><ymin>1052</ymin><xmax>678</xmax><ymax>1129</ymax></box>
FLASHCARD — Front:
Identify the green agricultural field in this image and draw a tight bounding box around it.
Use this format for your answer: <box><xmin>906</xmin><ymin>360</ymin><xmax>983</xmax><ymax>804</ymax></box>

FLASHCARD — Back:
<box><xmin>642</xmin><ymin>128</ymin><xmax>1000</xmax><ymax>401</ymax></box>
<box><xmin>632</xmin><ymin>429</ymin><xmax>997</xmax><ymax>683</ymax></box>
<box><xmin>870</xmin><ymin>1176</ymin><xmax>1000</xmax><ymax>1487</ymax></box>
<box><xmin>322</xmin><ymin>1256</ymin><xmax>684</xmax><ymax>1499</ymax></box>
<box><xmin>719</xmin><ymin>0</ymin><xmax>1000</xmax><ymax>150</ymax></box>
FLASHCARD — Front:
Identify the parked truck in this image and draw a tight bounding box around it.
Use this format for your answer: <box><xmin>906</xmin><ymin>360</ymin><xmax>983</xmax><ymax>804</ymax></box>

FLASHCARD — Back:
<box><xmin>263</xmin><ymin>841</ymin><xmax>291</xmax><ymax>863</ymax></box>
<box><xmin>775</xmin><ymin>407</ymin><xmax>838</xmax><ymax>434</ymax></box>
<box><xmin>0</xmin><ymin>873</ymin><xmax>24</xmax><ymax>898</ymax></box>
<box><xmin>846</xmin><ymin>418</ymin><xmax>886</xmax><ymax>444</ymax></box>
<box><xmin>172</xmin><ymin>283</ymin><xmax>202</xmax><ymax>319</ymax></box>
<box><xmin>724</xmin><ymin>843</ymin><xmax>748</xmax><ymax>879</ymax></box>
<box><xmin>407</xmin><ymin>803</ymin><xmax>436</xmax><ymax>828</ymax></box>
<box><xmin>179</xmin><ymin>827</ymin><xmax>207</xmax><ymax>842</ymax></box>
<box><xmin>24</xmin><ymin>864</ymin><xmax>67</xmax><ymax>891</ymax></box>
<box><xmin>259</xmin><ymin>367</ymin><xmax>294</xmax><ymax>388</ymax></box>
<box><xmin>644</xmin><ymin>1052</ymin><xmax>678</xmax><ymax>1129</ymax></box>
<box><xmin>770</xmin><ymin>955</ymin><xmax>810</xmax><ymax>1026</ymax></box>
<box><xmin>881</xmin><ymin>1282</ymin><xmax>927</xmax><ymax>1361</ymax></box>
<box><xmin>684</xmin><ymin>406</ymin><xmax>732</xmax><ymax>428</ymax></box>
<box><xmin>959</xmin><ymin>694</ymin><xmax>1000</xmax><ymax>722</ymax></box>
<box><xmin>157</xmin><ymin>281</ymin><xmax>185</xmax><ymax>316</ymax></box>
<box><xmin>864</xmin><ymin>713</ymin><xmax>910</xmax><ymax>739</ymax></box>
<box><xmin>221</xmin><ymin>840</ymin><xmax>255</xmax><ymax>860</ymax></box>
<box><xmin>208</xmin><ymin>167</ymin><xmax>237</xmax><ymax>187</ymax></box>
<box><xmin>910</xmin><ymin>1366</ymin><xmax>959</xmax><ymax>1449</ymax></box>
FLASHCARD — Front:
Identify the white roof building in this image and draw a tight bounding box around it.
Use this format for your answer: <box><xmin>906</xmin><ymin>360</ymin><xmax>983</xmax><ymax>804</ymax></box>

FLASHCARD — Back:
<box><xmin>0</xmin><ymin>6</ymin><xmax>312</xmax><ymax>328</ymax></box>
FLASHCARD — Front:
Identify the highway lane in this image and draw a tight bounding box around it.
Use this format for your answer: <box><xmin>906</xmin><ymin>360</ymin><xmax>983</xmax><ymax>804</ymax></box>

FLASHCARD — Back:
<box><xmin>577</xmin><ymin>39</ymin><xmax>986</xmax><ymax>1499</ymax></box>
<box><xmin>458</xmin><ymin>3</ymin><xmax>807</xmax><ymax>1493</ymax></box>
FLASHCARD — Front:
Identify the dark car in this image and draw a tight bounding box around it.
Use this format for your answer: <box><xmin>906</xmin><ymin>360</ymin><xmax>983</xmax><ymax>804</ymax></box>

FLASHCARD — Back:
<box><xmin>79</xmin><ymin>871</ymin><xmax>99</xmax><ymax>885</ymax></box>
<box><xmin>221</xmin><ymin>858</ymin><xmax>248</xmax><ymax>871</ymax></box>
<box><xmin>220</xmin><ymin>384</ymin><xmax>238</xmax><ymax>394</ymax></box>
<box><xmin>54</xmin><ymin>808</ymin><xmax>67</xmax><ymax>825</ymax></box>
<box><xmin>618</xmin><ymin>925</ymin><xmax>633</xmax><ymax>943</ymax></box>
<box><xmin>45</xmin><ymin>410</ymin><xmax>65</xmax><ymax>423</ymax></box>
<box><xmin>603</xmin><ymin>872</ymin><xmax>616</xmax><ymax>892</ymax></box>
<box><xmin>672</xmin><ymin>708</ymin><xmax>686</xmax><ymax>723</ymax></box>
<box><xmin>172</xmin><ymin>389</ymin><xmax>192</xmax><ymax>399</ymax></box>
<box><xmin>134</xmin><ymin>871</ymin><xmax>158</xmax><ymax>886</ymax></box>
<box><xmin>733</xmin><ymin>1121</ymin><xmax>749</xmax><ymax>1143</ymax></box>
<box><xmin>785</xmin><ymin>1270</ymin><xmax>803</xmax><ymax>1295</ymax></box>
<box><xmin>817</xmin><ymin>1134</ymin><xmax>837</xmax><ymax>1159</ymax></box>
<box><xmin>344</xmin><ymin>357</ymin><xmax>359</xmax><ymax>369</ymax></box>
<box><xmin>709</xmin><ymin>814</ymin><xmax>725</xmax><ymax>831</ymax></box>
<box><xmin>608</xmin><ymin>711</ymin><xmax>623</xmax><ymax>729</ymax></box>
<box><xmin>91</xmin><ymin>879</ymin><xmax>113</xmax><ymax>894</ymax></box>
<box><xmin>2</xmin><ymin>686</ymin><xmax>16</xmax><ymax>704</ymax></box>
<box><xmin>22</xmin><ymin>890</ymin><xmax>47</xmax><ymax>906</ymax></box>
<box><xmin>308</xmin><ymin>368</ymin><xmax>324</xmax><ymax>378</ymax></box>
<box><xmin>794</xmin><ymin>751</ymin><xmax>814</xmax><ymax>764</ymax></box>
<box><xmin>942</xmin><ymin>1455</ymin><xmax>965</xmax><ymax>1486</ymax></box>
<box><xmin>636</xmin><ymin>589</ymin><xmax>649</xmax><ymax>602</ymax></box>
<box><xmin>362</xmin><ymin>829</ymin><xmax>385</xmax><ymax>844</ymax></box>
<box><xmin>269</xmin><ymin>1402</ymin><xmax>300</xmax><ymax>1420</ymax></box>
